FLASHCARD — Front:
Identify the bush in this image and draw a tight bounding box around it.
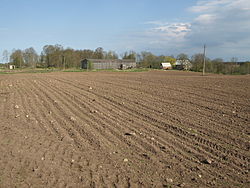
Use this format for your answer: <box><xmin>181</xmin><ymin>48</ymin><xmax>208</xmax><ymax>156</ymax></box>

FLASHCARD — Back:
<box><xmin>88</xmin><ymin>61</ymin><xmax>94</xmax><ymax>70</ymax></box>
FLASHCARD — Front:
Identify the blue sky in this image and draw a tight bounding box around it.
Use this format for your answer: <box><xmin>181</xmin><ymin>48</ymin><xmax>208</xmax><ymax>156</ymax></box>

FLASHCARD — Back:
<box><xmin>0</xmin><ymin>0</ymin><xmax>250</xmax><ymax>61</ymax></box>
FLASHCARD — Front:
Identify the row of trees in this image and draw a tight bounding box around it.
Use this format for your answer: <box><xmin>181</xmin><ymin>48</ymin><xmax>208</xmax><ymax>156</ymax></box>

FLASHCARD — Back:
<box><xmin>2</xmin><ymin>46</ymin><xmax>121</xmax><ymax>69</ymax></box>
<box><xmin>190</xmin><ymin>54</ymin><xmax>250</xmax><ymax>75</ymax></box>
<box><xmin>1</xmin><ymin>45</ymin><xmax>249</xmax><ymax>74</ymax></box>
<box><xmin>137</xmin><ymin>52</ymin><xmax>249</xmax><ymax>74</ymax></box>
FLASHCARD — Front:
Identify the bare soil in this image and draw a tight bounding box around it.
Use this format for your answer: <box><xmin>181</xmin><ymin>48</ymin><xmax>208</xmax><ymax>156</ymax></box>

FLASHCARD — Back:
<box><xmin>0</xmin><ymin>70</ymin><xmax>249</xmax><ymax>188</ymax></box>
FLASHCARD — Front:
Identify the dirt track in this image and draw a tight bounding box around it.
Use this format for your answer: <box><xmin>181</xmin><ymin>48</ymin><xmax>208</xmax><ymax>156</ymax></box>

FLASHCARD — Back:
<box><xmin>0</xmin><ymin>70</ymin><xmax>249</xmax><ymax>187</ymax></box>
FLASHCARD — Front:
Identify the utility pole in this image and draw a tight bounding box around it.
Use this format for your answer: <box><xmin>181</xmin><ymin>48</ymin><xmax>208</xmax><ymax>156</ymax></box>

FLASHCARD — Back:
<box><xmin>202</xmin><ymin>44</ymin><xmax>206</xmax><ymax>76</ymax></box>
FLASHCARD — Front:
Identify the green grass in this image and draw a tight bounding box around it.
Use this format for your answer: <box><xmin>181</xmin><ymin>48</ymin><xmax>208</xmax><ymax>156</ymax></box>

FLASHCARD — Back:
<box><xmin>0</xmin><ymin>71</ymin><xmax>13</xmax><ymax>74</ymax></box>
<box><xmin>0</xmin><ymin>68</ymin><xmax>60</xmax><ymax>74</ymax></box>
<box><xmin>65</xmin><ymin>68</ymin><xmax>151</xmax><ymax>72</ymax></box>
<box><xmin>0</xmin><ymin>67</ymin><xmax>151</xmax><ymax>74</ymax></box>
<box><xmin>90</xmin><ymin>68</ymin><xmax>151</xmax><ymax>72</ymax></box>
<box><xmin>120</xmin><ymin>68</ymin><xmax>151</xmax><ymax>72</ymax></box>
<box><xmin>63</xmin><ymin>69</ymin><xmax>88</xmax><ymax>72</ymax></box>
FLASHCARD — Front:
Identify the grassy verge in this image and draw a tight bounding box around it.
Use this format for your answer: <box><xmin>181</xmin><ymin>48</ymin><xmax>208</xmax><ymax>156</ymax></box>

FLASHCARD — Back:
<box><xmin>63</xmin><ymin>68</ymin><xmax>151</xmax><ymax>73</ymax></box>
<box><xmin>0</xmin><ymin>68</ymin><xmax>61</xmax><ymax>74</ymax></box>
<box><xmin>0</xmin><ymin>68</ymin><xmax>151</xmax><ymax>74</ymax></box>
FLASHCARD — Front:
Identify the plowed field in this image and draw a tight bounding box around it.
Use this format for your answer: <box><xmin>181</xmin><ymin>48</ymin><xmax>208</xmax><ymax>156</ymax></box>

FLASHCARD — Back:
<box><xmin>0</xmin><ymin>70</ymin><xmax>249</xmax><ymax>187</ymax></box>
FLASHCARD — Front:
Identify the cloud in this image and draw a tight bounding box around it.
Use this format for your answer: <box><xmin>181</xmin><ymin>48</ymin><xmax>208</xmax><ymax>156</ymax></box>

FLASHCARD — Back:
<box><xmin>147</xmin><ymin>22</ymin><xmax>191</xmax><ymax>39</ymax></box>
<box><xmin>187</xmin><ymin>0</ymin><xmax>250</xmax><ymax>46</ymax></box>
<box><xmin>188</xmin><ymin>0</ymin><xmax>250</xmax><ymax>60</ymax></box>
<box><xmin>188</xmin><ymin>0</ymin><xmax>232</xmax><ymax>13</ymax></box>
<box><xmin>114</xmin><ymin>21</ymin><xmax>192</xmax><ymax>54</ymax></box>
<box><xmin>126</xmin><ymin>0</ymin><xmax>250</xmax><ymax>60</ymax></box>
<box><xmin>194</xmin><ymin>14</ymin><xmax>216</xmax><ymax>24</ymax></box>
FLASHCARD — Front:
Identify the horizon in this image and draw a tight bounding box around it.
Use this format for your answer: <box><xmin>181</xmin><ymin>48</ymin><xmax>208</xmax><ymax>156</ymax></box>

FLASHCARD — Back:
<box><xmin>1</xmin><ymin>0</ymin><xmax>250</xmax><ymax>62</ymax></box>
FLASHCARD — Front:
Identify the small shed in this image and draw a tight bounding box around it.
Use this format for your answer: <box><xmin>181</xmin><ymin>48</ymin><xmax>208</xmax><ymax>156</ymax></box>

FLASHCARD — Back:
<box><xmin>9</xmin><ymin>65</ymin><xmax>15</xmax><ymax>70</ymax></box>
<box><xmin>161</xmin><ymin>62</ymin><xmax>172</xmax><ymax>70</ymax></box>
<box><xmin>80</xmin><ymin>59</ymin><xmax>136</xmax><ymax>70</ymax></box>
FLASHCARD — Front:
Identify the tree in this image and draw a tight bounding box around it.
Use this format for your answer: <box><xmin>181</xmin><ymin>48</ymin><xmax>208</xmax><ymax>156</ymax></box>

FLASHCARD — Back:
<box><xmin>23</xmin><ymin>47</ymin><xmax>38</xmax><ymax>68</ymax></box>
<box><xmin>105</xmin><ymin>51</ymin><xmax>118</xmax><ymax>59</ymax></box>
<box><xmin>10</xmin><ymin>49</ymin><xmax>24</xmax><ymax>68</ymax></box>
<box><xmin>239</xmin><ymin>62</ymin><xmax>250</xmax><ymax>74</ymax></box>
<box><xmin>42</xmin><ymin>45</ymin><xmax>55</xmax><ymax>68</ymax></box>
<box><xmin>177</xmin><ymin>53</ymin><xmax>189</xmax><ymax>60</ymax></box>
<box><xmin>211</xmin><ymin>58</ymin><xmax>224</xmax><ymax>73</ymax></box>
<box><xmin>42</xmin><ymin>44</ymin><xmax>63</xmax><ymax>68</ymax></box>
<box><xmin>231</xmin><ymin>57</ymin><xmax>238</xmax><ymax>64</ymax></box>
<box><xmin>94</xmin><ymin>47</ymin><xmax>104</xmax><ymax>59</ymax></box>
<box><xmin>62</xmin><ymin>48</ymin><xmax>80</xmax><ymax>68</ymax></box>
<box><xmin>2</xmin><ymin>50</ymin><xmax>9</xmax><ymax>64</ymax></box>
<box><xmin>38</xmin><ymin>52</ymin><xmax>46</xmax><ymax>68</ymax></box>
<box><xmin>191</xmin><ymin>53</ymin><xmax>204</xmax><ymax>72</ymax></box>
<box><xmin>140</xmin><ymin>51</ymin><xmax>162</xmax><ymax>68</ymax></box>
<box><xmin>164</xmin><ymin>56</ymin><xmax>176</xmax><ymax>66</ymax></box>
<box><xmin>122</xmin><ymin>51</ymin><xmax>136</xmax><ymax>60</ymax></box>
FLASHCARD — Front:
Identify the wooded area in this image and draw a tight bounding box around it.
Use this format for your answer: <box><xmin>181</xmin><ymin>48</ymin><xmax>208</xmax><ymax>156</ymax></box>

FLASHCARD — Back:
<box><xmin>1</xmin><ymin>45</ymin><xmax>249</xmax><ymax>74</ymax></box>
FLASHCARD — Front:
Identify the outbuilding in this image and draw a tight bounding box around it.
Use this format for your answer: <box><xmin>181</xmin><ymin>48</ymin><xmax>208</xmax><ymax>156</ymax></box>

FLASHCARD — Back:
<box><xmin>161</xmin><ymin>62</ymin><xmax>172</xmax><ymax>70</ymax></box>
<box><xmin>80</xmin><ymin>59</ymin><xmax>136</xmax><ymax>70</ymax></box>
<box><xmin>9</xmin><ymin>65</ymin><xmax>15</xmax><ymax>70</ymax></box>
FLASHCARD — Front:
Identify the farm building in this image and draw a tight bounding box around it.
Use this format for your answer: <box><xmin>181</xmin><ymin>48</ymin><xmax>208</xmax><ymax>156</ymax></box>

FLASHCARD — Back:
<box><xmin>81</xmin><ymin>59</ymin><xmax>136</xmax><ymax>70</ymax></box>
<box><xmin>175</xmin><ymin>60</ymin><xmax>192</xmax><ymax>70</ymax></box>
<box><xmin>161</xmin><ymin>62</ymin><xmax>172</xmax><ymax>70</ymax></box>
<box><xmin>9</xmin><ymin>65</ymin><xmax>16</xmax><ymax>70</ymax></box>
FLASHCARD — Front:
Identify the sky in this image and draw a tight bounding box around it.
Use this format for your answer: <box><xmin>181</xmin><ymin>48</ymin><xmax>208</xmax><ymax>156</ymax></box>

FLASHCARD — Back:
<box><xmin>0</xmin><ymin>0</ymin><xmax>250</xmax><ymax>61</ymax></box>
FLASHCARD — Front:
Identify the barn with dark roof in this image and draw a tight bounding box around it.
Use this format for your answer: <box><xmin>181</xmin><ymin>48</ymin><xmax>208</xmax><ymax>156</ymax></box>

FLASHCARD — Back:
<box><xmin>80</xmin><ymin>59</ymin><xmax>136</xmax><ymax>70</ymax></box>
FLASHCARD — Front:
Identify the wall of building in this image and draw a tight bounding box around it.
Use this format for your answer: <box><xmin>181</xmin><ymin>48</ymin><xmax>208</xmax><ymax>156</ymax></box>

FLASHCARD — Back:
<box><xmin>81</xmin><ymin>59</ymin><xmax>136</xmax><ymax>70</ymax></box>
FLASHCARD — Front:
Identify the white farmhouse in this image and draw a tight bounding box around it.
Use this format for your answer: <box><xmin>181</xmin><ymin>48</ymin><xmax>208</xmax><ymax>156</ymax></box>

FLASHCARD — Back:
<box><xmin>175</xmin><ymin>60</ymin><xmax>192</xmax><ymax>70</ymax></box>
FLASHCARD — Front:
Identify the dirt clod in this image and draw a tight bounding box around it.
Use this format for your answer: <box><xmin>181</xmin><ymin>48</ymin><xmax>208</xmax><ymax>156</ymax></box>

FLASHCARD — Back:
<box><xmin>177</xmin><ymin>183</ymin><xmax>185</xmax><ymax>187</ymax></box>
<box><xmin>202</xmin><ymin>159</ymin><xmax>212</xmax><ymax>164</ymax></box>
<box><xmin>166</xmin><ymin>178</ymin><xmax>173</xmax><ymax>183</ymax></box>
<box><xmin>142</xmin><ymin>153</ymin><xmax>150</xmax><ymax>159</ymax></box>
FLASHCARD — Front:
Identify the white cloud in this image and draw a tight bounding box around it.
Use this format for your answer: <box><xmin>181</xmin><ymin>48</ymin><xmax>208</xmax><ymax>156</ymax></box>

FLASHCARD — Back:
<box><xmin>128</xmin><ymin>0</ymin><xmax>250</xmax><ymax>60</ymax></box>
<box><xmin>188</xmin><ymin>0</ymin><xmax>232</xmax><ymax>13</ymax></box>
<box><xmin>194</xmin><ymin>14</ymin><xmax>216</xmax><ymax>24</ymax></box>
<box><xmin>186</xmin><ymin>0</ymin><xmax>250</xmax><ymax>60</ymax></box>
<box><xmin>147</xmin><ymin>22</ymin><xmax>191</xmax><ymax>39</ymax></box>
<box><xmin>116</xmin><ymin>0</ymin><xmax>250</xmax><ymax>60</ymax></box>
<box><xmin>187</xmin><ymin>0</ymin><xmax>250</xmax><ymax>44</ymax></box>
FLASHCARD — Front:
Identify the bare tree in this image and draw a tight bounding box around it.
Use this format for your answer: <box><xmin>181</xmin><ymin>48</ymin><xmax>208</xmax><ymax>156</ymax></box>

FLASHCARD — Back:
<box><xmin>2</xmin><ymin>50</ymin><xmax>9</xmax><ymax>68</ymax></box>
<box><xmin>10</xmin><ymin>49</ymin><xmax>24</xmax><ymax>68</ymax></box>
<box><xmin>23</xmin><ymin>47</ymin><xmax>38</xmax><ymax>68</ymax></box>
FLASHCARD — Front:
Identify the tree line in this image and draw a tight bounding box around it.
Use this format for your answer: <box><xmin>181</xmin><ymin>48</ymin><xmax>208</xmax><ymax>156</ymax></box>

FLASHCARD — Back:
<box><xmin>2</xmin><ymin>45</ymin><xmax>120</xmax><ymax>69</ymax></box>
<box><xmin>1</xmin><ymin>45</ymin><xmax>249</xmax><ymax>74</ymax></box>
<box><xmin>137</xmin><ymin>52</ymin><xmax>249</xmax><ymax>75</ymax></box>
<box><xmin>190</xmin><ymin>54</ymin><xmax>250</xmax><ymax>75</ymax></box>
